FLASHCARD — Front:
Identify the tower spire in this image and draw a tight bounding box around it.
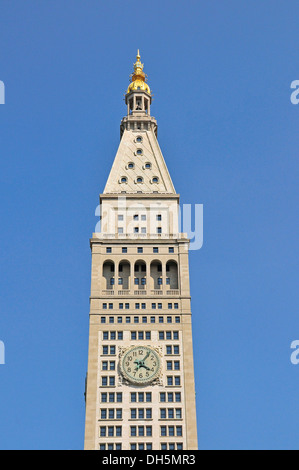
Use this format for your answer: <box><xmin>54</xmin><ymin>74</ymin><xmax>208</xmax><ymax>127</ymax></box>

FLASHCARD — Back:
<box><xmin>127</xmin><ymin>50</ymin><xmax>151</xmax><ymax>95</ymax></box>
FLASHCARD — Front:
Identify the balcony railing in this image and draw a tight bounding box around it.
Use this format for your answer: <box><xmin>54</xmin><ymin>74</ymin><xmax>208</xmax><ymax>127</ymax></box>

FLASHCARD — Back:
<box><xmin>101</xmin><ymin>289</ymin><xmax>180</xmax><ymax>296</ymax></box>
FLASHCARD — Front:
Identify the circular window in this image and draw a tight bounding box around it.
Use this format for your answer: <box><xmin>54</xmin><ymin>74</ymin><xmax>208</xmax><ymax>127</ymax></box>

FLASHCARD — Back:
<box><xmin>136</xmin><ymin>136</ymin><xmax>143</xmax><ymax>143</ymax></box>
<box><xmin>152</xmin><ymin>177</ymin><xmax>159</xmax><ymax>184</ymax></box>
<box><xmin>136</xmin><ymin>177</ymin><xmax>143</xmax><ymax>184</ymax></box>
<box><xmin>145</xmin><ymin>162</ymin><xmax>151</xmax><ymax>169</ymax></box>
<box><xmin>120</xmin><ymin>177</ymin><xmax>127</xmax><ymax>184</ymax></box>
<box><xmin>136</xmin><ymin>149</ymin><xmax>143</xmax><ymax>156</ymax></box>
<box><xmin>128</xmin><ymin>162</ymin><xmax>135</xmax><ymax>169</ymax></box>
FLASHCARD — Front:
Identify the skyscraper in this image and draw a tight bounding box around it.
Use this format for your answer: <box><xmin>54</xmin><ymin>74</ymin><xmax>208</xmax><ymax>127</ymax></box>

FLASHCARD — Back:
<box><xmin>84</xmin><ymin>51</ymin><xmax>198</xmax><ymax>451</ymax></box>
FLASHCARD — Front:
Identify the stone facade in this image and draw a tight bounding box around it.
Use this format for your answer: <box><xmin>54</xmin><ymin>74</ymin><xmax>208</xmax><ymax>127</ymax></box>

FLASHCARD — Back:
<box><xmin>84</xmin><ymin>53</ymin><xmax>198</xmax><ymax>451</ymax></box>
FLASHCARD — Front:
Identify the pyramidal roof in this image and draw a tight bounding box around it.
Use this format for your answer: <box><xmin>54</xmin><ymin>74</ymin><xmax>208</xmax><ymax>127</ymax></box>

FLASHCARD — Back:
<box><xmin>103</xmin><ymin>128</ymin><xmax>176</xmax><ymax>195</ymax></box>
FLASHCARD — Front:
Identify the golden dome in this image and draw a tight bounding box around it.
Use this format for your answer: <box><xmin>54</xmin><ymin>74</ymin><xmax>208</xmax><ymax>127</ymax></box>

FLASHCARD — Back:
<box><xmin>127</xmin><ymin>50</ymin><xmax>151</xmax><ymax>95</ymax></box>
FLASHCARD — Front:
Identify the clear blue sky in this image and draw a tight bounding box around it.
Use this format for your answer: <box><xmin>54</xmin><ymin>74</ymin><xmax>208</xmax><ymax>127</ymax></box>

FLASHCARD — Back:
<box><xmin>0</xmin><ymin>1</ymin><xmax>298</xmax><ymax>450</ymax></box>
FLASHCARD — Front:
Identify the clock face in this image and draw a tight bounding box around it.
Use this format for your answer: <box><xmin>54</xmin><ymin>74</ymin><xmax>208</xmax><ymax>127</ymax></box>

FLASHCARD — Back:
<box><xmin>120</xmin><ymin>346</ymin><xmax>161</xmax><ymax>385</ymax></box>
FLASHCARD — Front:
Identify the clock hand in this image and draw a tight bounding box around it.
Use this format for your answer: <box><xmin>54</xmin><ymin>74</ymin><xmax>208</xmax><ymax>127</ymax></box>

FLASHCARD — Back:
<box><xmin>144</xmin><ymin>351</ymin><xmax>151</xmax><ymax>361</ymax></box>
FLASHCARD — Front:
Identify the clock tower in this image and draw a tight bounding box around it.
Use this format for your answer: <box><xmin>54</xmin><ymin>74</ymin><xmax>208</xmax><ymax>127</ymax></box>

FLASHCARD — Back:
<box><xmin>84</xmin><ymin>52</ymin><xmax>198</xmax><ymax>451</ymax></box>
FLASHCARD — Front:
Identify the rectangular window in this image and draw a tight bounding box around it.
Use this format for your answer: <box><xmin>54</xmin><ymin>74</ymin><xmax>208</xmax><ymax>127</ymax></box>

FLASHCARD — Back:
<box><xmin>116</xmin><ymin>393</ymin><xmax>123</xmax><ymax>403</ymax></box>
<box><xmin>146</xmin><ymin>393</ymin><xmax>152</xmax><ymax>403</ymax></box>
<box><xmin>141</xmin><ymin>215</ymin><xmax>146</xmax><ymax>221</ymax></box>
<box><xmin>125</xmin><ymin>303</ymin><xmax>130</xmax><ymax>309</ymax></box>
<box><xmin>157</xmin><ymin>227</ymin><xmax>162</xmax><ymax>234</ymax></box>
<box><xmin>131</xmin><ymin>393</ymin><xmax>137</xmax><ymax>403</ymax></box>
<box><xmin>118</xmin><ymin>332</ymin><xmax>123</xmax><ymax>340</ymax></box>
<box><xmin>122</xmin><ymin>247</ymin><xmax>127</xmax><ymax>253</ymax></box>
<box><xmin>167</xmin><ymin>376</ymin><xmax>173</xmax><ymax>386</ymax></box>
<box><xmin>150</xmin><ymin>316</ymin><xmax>155</xmax><ymax>323</ymax></box>
<box><xmin>141</xmin><ymin>303</ymin><xmax>146</xmax><ymax>309</ymax></box>
<box><xmin>138</xmin><ymin>247</ymin><xmax>143</xmax><ymax>253</ymax></box>
<box><xmin>138</xmin><ymin>393</ymin><xmax>144</xmax><ymax>403</ymax></box>
<box><xmin>169</xmin><ymin>247</ymin><xmax>174</xmax><ymax>253</ymax></box>
<box><xmin>159</xmin><ymin>332</ymin><xmax>165</xmax><ymax>340</ymax></box>
<box><xmin>101</xmin><ymin>317</ymin><xmax>106</xmax><ymax>324</ymax></box>
<box><xmin>102</xmin><ymin>377</ymin><xmax>108</xmax><ymax>387</ymax></box>
<box><xmin>118</xmin><ymin>227</ymin><xmax>123</xmax><ymax>234</ymax></box>
<box><xmin>118</xmin><ymin>215</ymin><xmax>124</xmax><ymax>221</ymax></box>
<box><xmin>156</xmin><ymin>214</ymin><xmax>162</xmax><ymax>221</ymax></box>
<box><xmin>131</xmin><ymin>332</ymin><xmax>137</xmax><ymax>340</ymax></box>
<box><xmin>153</xmin><ymin>247</ymin><xmax>159</xmax><ymax>253</ymax></box>
<box><xmin>106</xmin><ymin>247</ymin><xmax>112</xmax><ymax>254</ymax></box>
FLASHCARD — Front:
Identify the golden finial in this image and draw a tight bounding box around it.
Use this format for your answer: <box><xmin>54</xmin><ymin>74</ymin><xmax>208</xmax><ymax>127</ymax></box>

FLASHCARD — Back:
<box><xmin>127</xmin><ymin>50</ymin><xmax>151</xmax><ymax>95</ymax></box>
